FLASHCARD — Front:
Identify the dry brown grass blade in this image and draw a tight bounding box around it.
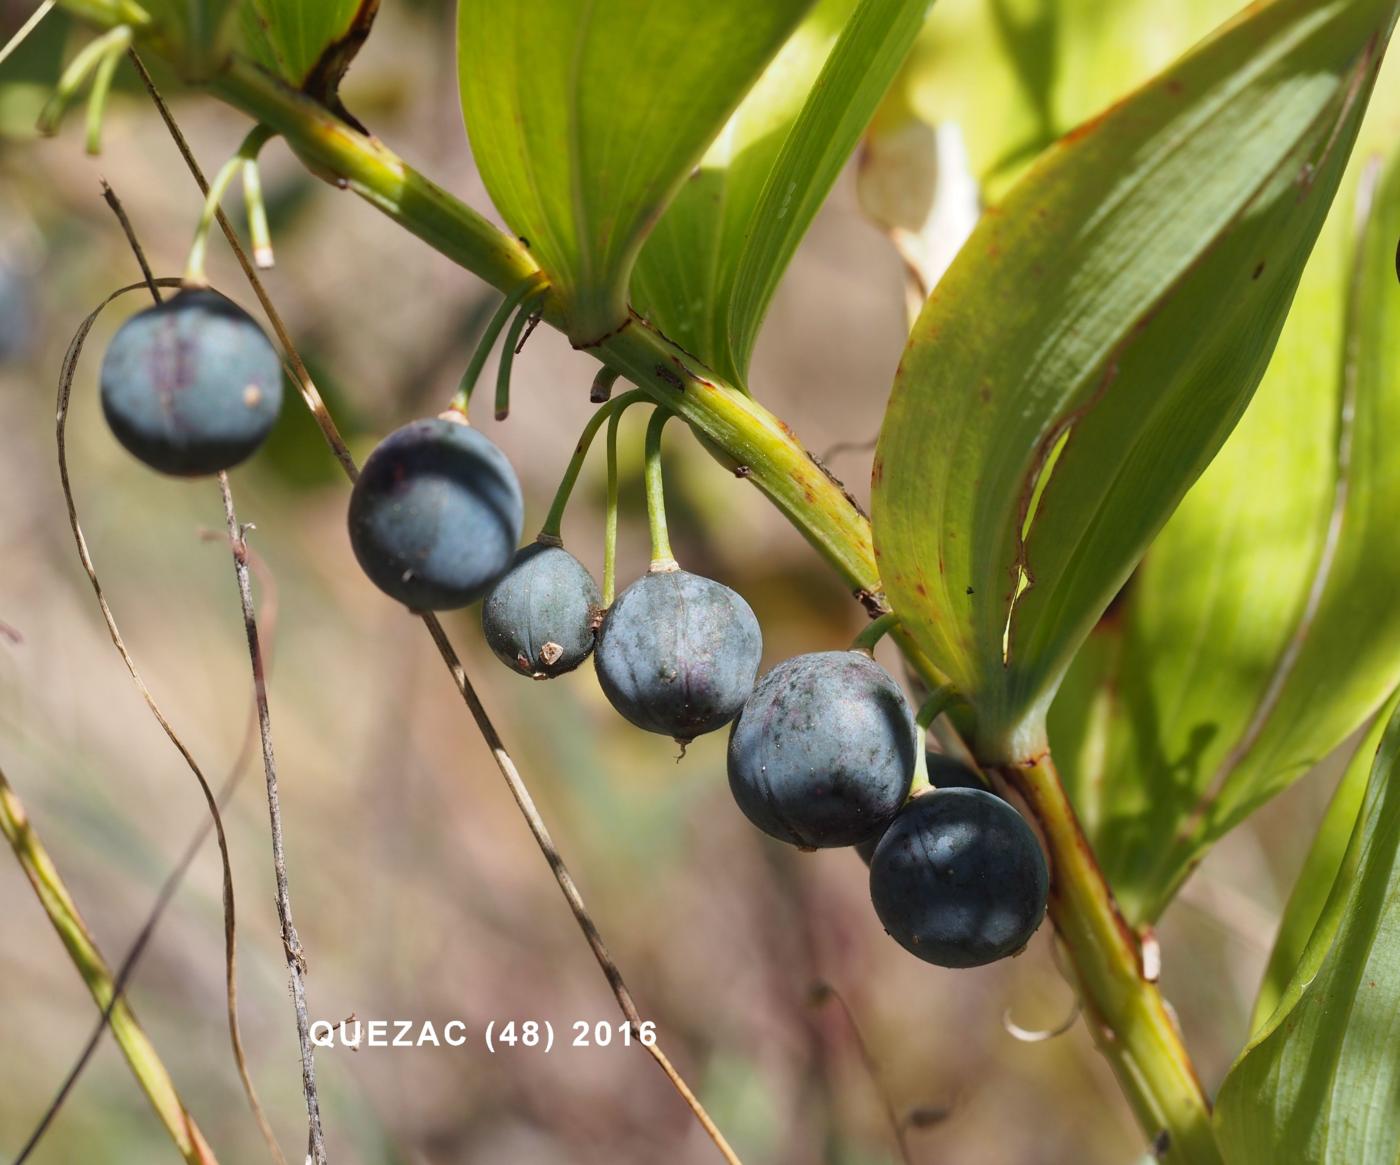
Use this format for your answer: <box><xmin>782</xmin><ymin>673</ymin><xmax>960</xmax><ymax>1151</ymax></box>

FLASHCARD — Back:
<box><xmin>0</xmin><ymin>766</ymin><xmax>220</xmax><ymax>1164</ymax></box>
<box><xmin>9</xmin><ymin>528</ymin><xmax>278</xmax><ymax>1161</ymax></box>
<box><xmin>127</xmin><ymin>47</ymin><xmax>744</xmax><ymax>1165</ymax></box>
<box><xmin>53</xmin><ymin>264</ymin><xmax>287</xmax><ymax>1164</ymax></box>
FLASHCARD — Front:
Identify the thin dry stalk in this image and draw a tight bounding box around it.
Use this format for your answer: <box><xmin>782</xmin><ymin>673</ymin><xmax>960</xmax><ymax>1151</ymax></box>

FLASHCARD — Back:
<box><xmin>53</xmin><ymin>223</ymin><xmax>286</xmax><ymax>1162</ymax></box>
<box><xmin>130</xmin><ymin>48</ymin><xmax>743</xmax><ymax>1165</ymax></box>
<box><xmin>217</xmin><ymin>474</ymin><xmax>328</xmax><ymax>1165</ymax></box>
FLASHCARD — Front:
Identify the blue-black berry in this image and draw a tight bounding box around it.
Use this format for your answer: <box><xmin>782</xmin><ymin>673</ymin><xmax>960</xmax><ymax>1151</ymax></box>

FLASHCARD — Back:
<box><xmin>99</xmin><ymin>289</ymin><xmax>282</xmax><ymax>476</ymax></box>
<box><xmin>482</xmin><ymin>542</ymin><xmax>601</xmax><ymax>678</ymax></box>
<box><xmin>728</xmin><ymin>651</ymin><xmax>916</xmax><ymax>849</ymax></box>
<box><xmin>348</xmin><ymin>416</ymin><xmax>523</xmax><ymax>610</ymax></box>
<box><xmin>593</xmin><ymin>569</ymin><xmax>761</xmax><ymax>743</ymax></box>
<box><xmin>869</xmin><ymin>788</ymin><xmax>1048</xmax><ymax>968</ymax></box>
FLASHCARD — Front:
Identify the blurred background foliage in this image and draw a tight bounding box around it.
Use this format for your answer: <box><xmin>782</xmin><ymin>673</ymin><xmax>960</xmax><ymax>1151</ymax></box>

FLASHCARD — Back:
<box><xmin>0</xmin><ymin>0</ymin><xmax>1395</xmax><ymax>1162</ymax></box>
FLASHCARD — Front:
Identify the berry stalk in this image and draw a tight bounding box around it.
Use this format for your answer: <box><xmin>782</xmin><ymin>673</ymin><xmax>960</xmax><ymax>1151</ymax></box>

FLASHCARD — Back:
<box><xmin>539</xmin><ymin>388</ymin><xmax>648</xmax><ymax>543</ymax></box>
<box><xmin>183</xmin><ymin>124</ymin><xmax>275</xmax><ymax>287</ymax></box>
<box><xmin>643</xmin><ymin>406</ymin><xmax>676</xmax><ymax>570</ymax></box>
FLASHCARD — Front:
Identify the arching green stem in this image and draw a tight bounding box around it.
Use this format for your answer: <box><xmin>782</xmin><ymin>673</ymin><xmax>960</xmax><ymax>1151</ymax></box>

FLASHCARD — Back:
<box><xmin>494</xmin><ymin>286</ymin><xmax>547</xmax><ymax>421</ymax></box>
<box><xmin>603</xmin><ymin>403</ymin><xmax>625</xmax><ymax>606</ymax></box>
<box><xmin>539</xmin><ymin>389</ymin><xmax>648</xmax><ymax>542</ymax></box>
<box><xmin>82</xmin><ymin>24</ymin><xmax>129</xmax><ymax>154</ymax></box>
<box><xmin>591</xmin><ymin>366</ymin><xmax>619</xmax><ymax>403</ymax></box>
<box><xmin>852</xmin><ymin>611</ymin><xmax>900</xmax><ymax>654</ymax></box>
<box><xmin>243</xmin><ymin>156</ymin><xmax>274</xmax><ymax>268</ymax></box>
<box><xmin>910</xmin><ymin>722</ymin><xmax>930</xmax><ymax>795</ymax></box>
<box><xmin>183</xmin><ymin>124</ymin><xmax>275</xmax><ymax>286</ymax></box>
<box><xmin>644</xmin><ymin>407</ymin><xmax>675</xmax><ymax>571</ymax></box>
<box><xmin>449</xmin><ymin>272</ymin><xmax>548</xmax><ymax>416</ymax></box>
<box><xmin>38</xmin><ymin>24</ymin><xmax>130</xmax><ymax>138</ymax></box>
<box><xmin>910</xmin><ymin>686</ymin><xmax>961</xmax><ymax>795</ymax></box>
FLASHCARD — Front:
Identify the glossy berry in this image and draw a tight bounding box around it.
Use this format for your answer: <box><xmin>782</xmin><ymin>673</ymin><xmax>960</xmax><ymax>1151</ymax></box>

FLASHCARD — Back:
<box><xmin>348</xmin><ymin>416</ymin><xmax>523</xmax><ymax>610</ymax></box>
<box><xmin>482</xmin><ymin>542</ymin><xmax>601</xmax><ymax>678</ymax></box>
<box><xmin>99</xmin><ymin>288</ymin><xmax>282</xmax><ymax>476</ymax></box>
<box><xmin>854</xmin><ymin>753</ymin><xmax>988</xmax><ymax>864</ymax></box>
<box><xmin>593</xmin><ymin>569</ymin><xmax>761</xmax><ymax>743</ymax></box>
<box><xmin>869</xmin><ymin>788</ymin><xmax>1048</xmax><ymax>968</ymax></box>
<box><xmin>728</xmin><ymin>651</ymin><xmax>916</xmax><ymax>849</ymax></box>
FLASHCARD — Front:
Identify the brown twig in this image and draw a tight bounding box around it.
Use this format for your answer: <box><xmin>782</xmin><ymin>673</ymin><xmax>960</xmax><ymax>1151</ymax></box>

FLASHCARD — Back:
<box><xmin>218</xmin><ymin>475</ymin><xmax>327</xmax><ymax>1165</ymax></box>
<box><xmin>129</xmin><ymin>48</ymin><xmax>743</xmax><ymax>1165</ymax></box>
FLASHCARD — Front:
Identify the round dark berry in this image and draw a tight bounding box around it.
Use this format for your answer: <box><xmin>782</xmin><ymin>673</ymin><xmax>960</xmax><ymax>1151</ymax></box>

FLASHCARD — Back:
<box><xmin>869</xmin><ymin>788</ymin><xmax>1048</xmax><ymax>968</ymax></box>
<box><xmin>481</xmin><ymin>542</ymin><xmax>601</xmax><ymax>678</ymax></box>
<box><xmin>728</xmin><ymin>651</ymin><xmax>916</xmax><ymax>848</ymax></box>
<box><xmin>99</xmin><ymin>288</ymin><xmax>282</xmax><ymax>476</ymax></box>
<box><xmin>855</xmin><ymin>752</ymin><xmax>988</xmax><ymax>864</ymax></box>
<box><xmin>593</xmin><ymin>569</ymin><xmax>761</xmax><ymax>743</ymax></box>
<box><xmin>348</xmin><ymin>416</ymin><xmax>523</xmax><ymax>610</ymax></box>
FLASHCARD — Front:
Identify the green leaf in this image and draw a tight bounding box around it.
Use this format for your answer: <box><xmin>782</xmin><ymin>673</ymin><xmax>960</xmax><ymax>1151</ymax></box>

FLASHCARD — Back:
<box><xmin>1045</xmin><ymin>612</ymin><xmax>1123</xmax><ymax>848</ymax></box>
<box><xmin>879</xmin><ymin>0</ymin><xmax>1243</xmax><ymax>201</ymax></box>
<box><xmin>238</xmin><ymin>0</ymin><xmax>379</xmax><ymax>104</ymax></box>
<box><xmin>457</xmin><ymin>0</ymin><xmax>813</xmax><ymax>346</ymax></box>
<box><xmin>871</xmin><ymin>0</ymin><xmax>1397</xmax><ymax>761</ymax></box>
<box><xmin>1055</xmin><ymin>112</ymin><xmax>1400</xmax><ymax>923</ymax></box>
<box><xmin>1215</xmin><ymin>695</ymin><xmax>1400</xmax><ymax>1164</ymax></box>
<box><xmin>131</xmin><ymin>0</ymin><xmax>240</xmax><ymax>77</ymax></box>
<box><xmin>629</xmin><ymin>0</ymin><xmax>928</xmax><ymax>388</ymax></box>
<box><xmin>1250</xmin><ymin>705</ymin><xmax>1390</xmax><ymax>1035</ymax></box>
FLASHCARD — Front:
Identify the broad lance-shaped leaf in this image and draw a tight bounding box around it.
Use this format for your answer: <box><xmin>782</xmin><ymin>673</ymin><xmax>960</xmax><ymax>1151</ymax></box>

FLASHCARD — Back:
<box><xmin>1054</xmin><ymin>111</ymin><xmax>1400</xmax><ymax>924</ymax></box>
<box><xmin>1250</xmin><ymin>701</ymin><xmax>1391</xmax><ymax>1035</ymax></box>
<box><xmin>1214</xmin><ymin>695</ymin><xmax>1400</xmax><ymax>1165</ymax></box>
<box><xmin>238</xmin><ymin>0</ymin><xmax>379</xmax><ymax>109</ymax></box>
<box><xmin>630</xmin><ymin>0</ymin><xmax>928</xmax><ymax>389</ymax></box>
<box><xmin>458</xmin><ymin>0</ymin><xmax>812</xmax><ymax>347</ymax></box>
<box><xmin>874</xmin><ymin>0</ymin><xmax>1238</xmax><ymax>200</ymax></box>
<box><xmin>871</xmin><ymin>0</ymin><xmax>1397</xmax><ymax>761</ymax></box>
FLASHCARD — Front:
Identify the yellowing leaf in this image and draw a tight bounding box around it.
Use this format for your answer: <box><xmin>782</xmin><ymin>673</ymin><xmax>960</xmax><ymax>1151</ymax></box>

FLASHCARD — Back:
<box><xmin>872</xmin><ymin>0</ymin><xmax>1398</xmax><ymax>761</ymax></box>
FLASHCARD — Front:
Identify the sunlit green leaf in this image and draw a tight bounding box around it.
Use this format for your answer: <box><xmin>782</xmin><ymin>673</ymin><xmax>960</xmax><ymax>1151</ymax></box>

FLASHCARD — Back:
<box><xmin>457</xmin><ymin>0</ymin><xmax>812</xmax><ymax>347</ymax></box>
<box><xmin>629</xmin><ymin>0</ymin><xmax>928</xmax><ymax>388</ymax></box>
<box><xmin>1250</xmin><ymin>705</ymin><xmax>1390</xmax><ymax>1034</ymax></box>
<box><xmin>878</xmin><ymin>0</ymin><xmax>1240</xmax><ymax>201</ymax></box>
<box><xmin>871</xmin><ymin>0</ymin><xmax>1397</xmax><ymax>762</ymax></box>
<box><xmin>1215</xmin><ymin>695</ymin><xmax>1400</xmax><ymax>1164</ymax></box>
<box><xmin>1044</xmin><ymin>613</ymin><xmax>1122</xmax><ymax>847</ymax></box>
<box><xmin>238</xmin><ymin>0</ymin><xmax>379</xmax><ymax>102</ymax></box>
<box><xmin>1055</xmin><ymin>105</ymin><xmax>1400</xmax><ymax>923</ymax></box>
